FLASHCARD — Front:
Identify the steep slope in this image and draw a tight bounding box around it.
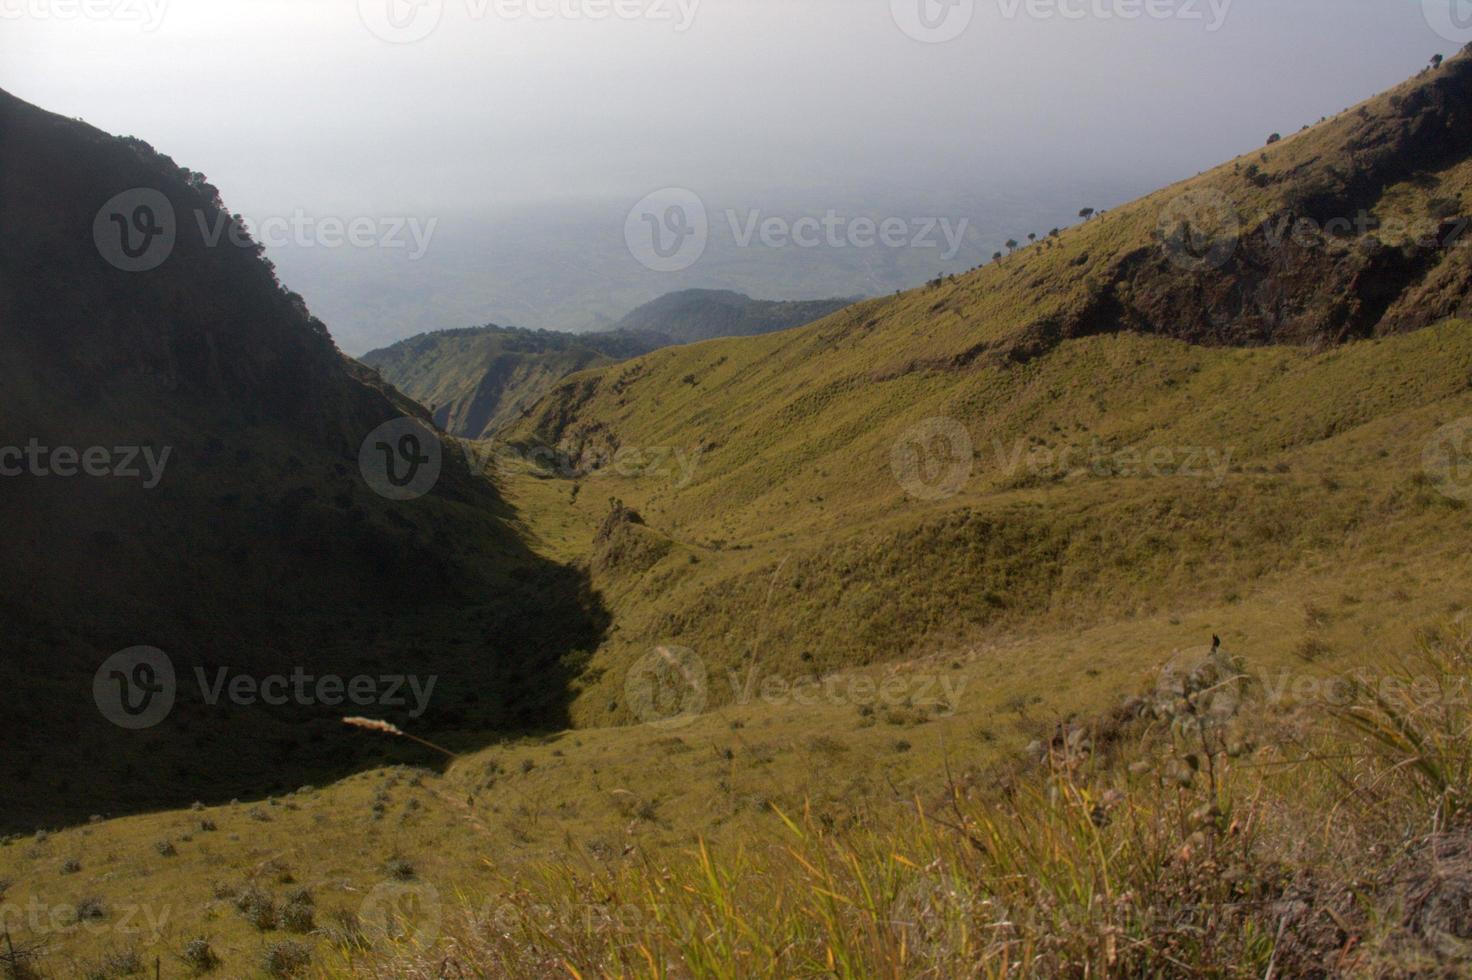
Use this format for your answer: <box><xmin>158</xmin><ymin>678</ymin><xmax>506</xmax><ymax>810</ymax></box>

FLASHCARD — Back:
<box><xmin>361</xmin><ymin>291</ymin><xmax>852</xmax><ymax>440</ymax></box>
<box><xmin>8</xmin><ymin>54</ymin><xmax>1472</xmax><ymax>980</ymax></box>
<box><xmin>0</xmin><ymin>88</ymin><xmax>608</xmax><ymax>830</ymax></box>
<box><xmin>495</xmin><ymin>51</ymin><xmax>1472</xmax><ymax>727</ymax></box>
<box><xmin>358</xmin><ymin>326</ymin><xmax>638</xmax><ymax>438</ymax></box>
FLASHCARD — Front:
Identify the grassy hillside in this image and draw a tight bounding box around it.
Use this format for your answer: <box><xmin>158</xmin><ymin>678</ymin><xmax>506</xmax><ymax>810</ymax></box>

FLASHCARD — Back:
<box><xmin>489</xmin><ymin>51</ymin><xmax>1472</xmax><ymax>732</ymax></box>
<box><xmin>358</xmin><ymin>326</ymin><xmax>631</xmax><ymax>440</ymax></box>
<box><xmin>360</xmin><ymin>291</ymin><xmax>852</xmax><ymax>441</ymax></box>
<box><xmin>6</xmin><ymin>53</ymin><xmax>1472</xmax><ymax>980</ymax></box>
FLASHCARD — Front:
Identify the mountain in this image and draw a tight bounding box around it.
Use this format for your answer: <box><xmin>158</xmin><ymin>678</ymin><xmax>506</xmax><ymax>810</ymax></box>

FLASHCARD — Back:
<box><xmin>496</xmin><ymin>49</ymin><xmax>1472</xmax><ymax>728</ymax></box>
<box><xmin>360</xmin><ymin>290</ymin><xmax>851</xmax><ymax>439</ymax></box>
<box><xmin>0</xmin><ymin>87</ymin><xmax>607</xmax><ymax>830</ymax></box>
<box><xmin>608</xmin><ymin>289</ymin><xmax>855</xmax><ymax>345</ymax></box>
<box><xmin>7</xmin><ymin>54</ymin><xmax>1472</xmax><ymax>980</ymax></box>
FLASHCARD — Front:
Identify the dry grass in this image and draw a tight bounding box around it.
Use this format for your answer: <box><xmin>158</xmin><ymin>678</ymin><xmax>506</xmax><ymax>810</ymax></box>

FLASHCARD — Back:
<box><xmin>325</xmin><ymin>622</ymin><xmax>1472</xmax><ymax>978</ymax></box>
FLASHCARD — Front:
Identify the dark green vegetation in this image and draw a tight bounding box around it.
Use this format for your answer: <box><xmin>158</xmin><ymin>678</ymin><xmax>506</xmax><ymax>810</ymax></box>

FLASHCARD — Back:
<box><xmin>0</xmin><ymin>88</ymin><xmax>608</xmax><ymax>831</ymax></box>
<box><xmin>360</xmin><ymin>290</ymin><xmax>851</xmax><ymax>440</ymax></box>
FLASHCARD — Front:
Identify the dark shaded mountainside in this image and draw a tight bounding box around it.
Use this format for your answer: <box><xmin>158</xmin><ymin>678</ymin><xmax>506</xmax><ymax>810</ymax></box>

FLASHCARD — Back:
<box><xmin>493</xmin><ymin>51</ymin><xmax>1472</xmax><ymax>730</ymax></box>
<box><xmin>0</xmin><ymin>88</ymin><xmax>608</xmax><ymax>831</ymax></box>
<box><xmin>360</xmin><ymin>290</ymin><xmax>852</xmax><ymax>439</ymax></box>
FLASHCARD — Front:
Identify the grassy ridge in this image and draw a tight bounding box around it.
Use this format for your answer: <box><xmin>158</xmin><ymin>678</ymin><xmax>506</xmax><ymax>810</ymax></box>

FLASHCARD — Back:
<box><xmin>488</xmin><ymin>323</ymin><xmax>1472</xmax><ymax>730</ymax></box>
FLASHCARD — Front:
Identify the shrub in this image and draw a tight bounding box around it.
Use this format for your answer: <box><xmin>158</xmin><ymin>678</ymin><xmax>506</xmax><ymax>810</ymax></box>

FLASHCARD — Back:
<box><xmin>235</xmin><ymin>888</ymin><xmax>277</xmax><ymax>931</ymax></box>
<box><xmin>262</xmin><ymin>941</ymin><xmax>310</xmax><ymax>978</ymax></box>
<box><xmin>181</xmin><ymin>937</ymin><xmax>218</xmax><ymax>973</ymax></box>
<box><xmin>281</xmin><ymin>899</ymin><xmax>315</xmax><ymax>934</ymax></box>
<box><xmin>74</xmin><ymin>896</ymin><xmax>106</xmax><ymax>921</ymax></box>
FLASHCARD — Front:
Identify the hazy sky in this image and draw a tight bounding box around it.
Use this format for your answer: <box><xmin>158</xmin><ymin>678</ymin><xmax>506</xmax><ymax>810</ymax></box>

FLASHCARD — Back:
<box><xmin>4</xmin><ymin>0</ymin><xmax>1467</xmax><ymax>350</ymax></box>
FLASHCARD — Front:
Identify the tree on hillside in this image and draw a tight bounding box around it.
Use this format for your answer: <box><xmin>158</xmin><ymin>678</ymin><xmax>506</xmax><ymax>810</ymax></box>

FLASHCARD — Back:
<box><xmin>1027</xmin><ymin>233</ymin><xmax>1037</xmax><ymax>244</ymax></box>
<box><xmin>1079</xmin><ymin>208</ymin><xmax>1095</xmax><ymax>221</ymax></box>
<box><xmin>1005</xmin><ymin>238</ymin><xmax>1018</xmax><ymax>254</ymax></box>
<box><xmin>992</xmin><ymin>251</ymin><xmax>1003</xmax><ymax>263</ymax></box>
<box><xmin>1432</xmin><ymin>53</ymin><xmax>1445</xmax><ymax>70</ymax></box>
<box><xmin>1266</xmin><ymin>133</ymin><xmax>1281</xmax><ymax>145</ymax></box>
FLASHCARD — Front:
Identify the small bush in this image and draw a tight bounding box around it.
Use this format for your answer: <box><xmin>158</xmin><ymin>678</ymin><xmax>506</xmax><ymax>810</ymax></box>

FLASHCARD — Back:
<box><xmin>74</xmin><ymin>896</ymin><xmax>106</xmax><ymax>921</ymax></box>
<box><xmin>235</xmin><ymin>888</ymin><xmax>277</xmax><ymax>931</ymax></box>
<box><xmin>281</xmin><ymin>899</ymin><xmax>315</xmax><ymax>934</ymax></box>
<box><xmin>182</xmin><ymin>937</ymin><xmax>218</xmax><ymax>973</ymax></box>
<box><xmin>262</xmin><ymin>941</ymin><xmax>310</xmax><ymax>978</ymax></box>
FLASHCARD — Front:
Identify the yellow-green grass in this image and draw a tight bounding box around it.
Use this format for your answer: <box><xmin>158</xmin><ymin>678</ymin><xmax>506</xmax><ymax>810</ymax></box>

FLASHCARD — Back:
<box><xmin>486</xmin><ymin>322</ymin><xmax>1472</xmax><ymax>731</ymax></box>
<box><xmin>3</xmin><ymin>541</ymin><xmax>1466</xmax><ymax>977</ymax></box>
<box><xmin>8</xmin><ymin>54</ymin><xmax>1472</xmax><ymax>979</ymax></box>
<box><xmin>333</xmin><ymin>617</ymin><xmax>1472</xmax><ymax>977</ymax></box>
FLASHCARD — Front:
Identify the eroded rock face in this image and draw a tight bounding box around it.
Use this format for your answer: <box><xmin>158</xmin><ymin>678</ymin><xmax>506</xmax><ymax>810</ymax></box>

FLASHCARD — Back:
<box><xmin>1033</xmin><ymin>55</ymin><xmax>1472</xmax><ymax>350</ymax></box>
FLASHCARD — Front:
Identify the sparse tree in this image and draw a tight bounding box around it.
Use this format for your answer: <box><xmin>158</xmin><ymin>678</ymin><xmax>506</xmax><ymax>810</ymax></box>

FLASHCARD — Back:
<box><xmin>992</xmin><ymin>251</ymin><xmax>1003</xmax><ymax>263</ymax></box>
<box><xmin>1432</xmin><ymin>53</ymin><xmax>1445</xmax><ymax>70</ymax></box>
<box><xmin>1079</xmin><ymin>208</ymin><xmax>1094</xmax><ymax>221</ymax></box>
<box><xmin>1005</xmin><ymin>238</ymin><xmax>1019</xmax><ymax>253</ymax></box>
<box><xmin>1027</xmin><ymin>233</ymin><xmax>1037</xmax><ymax>244</ymax></box>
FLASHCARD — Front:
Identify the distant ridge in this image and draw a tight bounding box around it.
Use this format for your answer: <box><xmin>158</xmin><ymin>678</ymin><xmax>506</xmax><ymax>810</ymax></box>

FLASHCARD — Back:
<box><xmin>361</xmin><ymin>289</ymin><xmax>853</xmax><ymax>439</ymax></box>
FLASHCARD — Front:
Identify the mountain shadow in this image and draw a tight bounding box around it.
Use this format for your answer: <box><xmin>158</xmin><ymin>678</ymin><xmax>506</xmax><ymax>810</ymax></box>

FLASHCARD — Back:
<box><xmin>0</xmin><ymin>87</ymin><xmax>610</xmax><ymax>832</ymax></box>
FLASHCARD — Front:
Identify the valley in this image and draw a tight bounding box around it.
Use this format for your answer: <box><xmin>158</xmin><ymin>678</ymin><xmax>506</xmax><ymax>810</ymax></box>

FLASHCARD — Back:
<box><xmin>3</xmin><ymin>39</ymin><xmax>1472</xmax><ymax>980</ymax></box>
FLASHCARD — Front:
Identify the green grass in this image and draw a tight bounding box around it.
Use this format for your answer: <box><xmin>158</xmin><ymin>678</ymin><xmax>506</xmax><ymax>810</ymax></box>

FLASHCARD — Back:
<box><xmin>7</xmin><ymin>52</ymin><xmax>1472</xmax><ymax>980</ymax></box>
